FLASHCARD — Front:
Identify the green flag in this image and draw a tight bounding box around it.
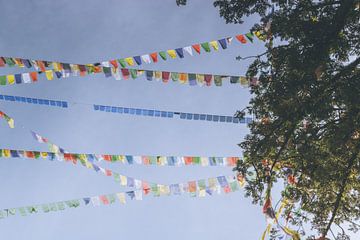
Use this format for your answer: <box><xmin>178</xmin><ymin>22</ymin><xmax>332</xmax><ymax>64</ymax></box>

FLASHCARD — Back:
<box><xmin>214</xmin><ymin>76</ymin><xmax>223</xmax><ymax>86</ymax></box>
<box><xmin>230</xmin><ymin>181</ymin><xmax>239</xmax><ymax>192</ymax></box>
<box><xmin>198</xmin><ymin>179</ymin><xmax>206</xmax><ymax>190</ymax></box>
<box><xmin>193</xmin><ymin>157</ymin><xmax>201</xmax><ymax>165</ymax></box>
<box><xmin>245</xmin><ymin>32</ymin><xmax>254</xmax><ymax>42</ymax></box>
<box><xmin>107</xmin><ymin>194</ymin><xmax>116</xmax><ymax>204</ymax></box>
<box><xmin>4</xmin><ymin>58</ymin><xmax>15</xmax><ymax>66</ymax></box>
<box><xmin>151</xmin><ymin>183</ymin><xmax>160</xmax><ymax>197</ymax></box>
<box><xmin>171</xmin><ymin>72</ymin><xmax>179</xmax><ymax>82</ymax></box>
<box><xmin>129</xmin><ymin>69</ymin><xmax>137</xmax><ymax>79</ymax></box>
<box><xmin>0</xmin><ymin>75</ymin><xmax>6</xmax><ymax>85</ymax></box>
<box><xmin>159</xmin><ymin>51</ymin><xmax>167</xmax><ymax>60</ymax></box>
<box><xmin>201</xmin><ymin>42</ymin><xmax>211</xmax><ymax>52</ymax></box>
<box><xmin>118</xmin><ymin>59</ymin><xmax>126</xmax><ymax>68</ymax></box>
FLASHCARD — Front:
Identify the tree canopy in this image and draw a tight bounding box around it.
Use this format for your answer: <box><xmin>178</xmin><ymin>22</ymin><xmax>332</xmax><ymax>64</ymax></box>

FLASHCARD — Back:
<box><xmin>178</xmin><ymin>1</ymin><xmax>360</xmax><ymax>239</ymax></box>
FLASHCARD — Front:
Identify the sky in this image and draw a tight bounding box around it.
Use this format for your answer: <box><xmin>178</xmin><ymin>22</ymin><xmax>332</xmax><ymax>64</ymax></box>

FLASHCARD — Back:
<box><xmin>0</xmin><ymin>0</ymin><xmax>269</xmax><ymax>239</ymax></box>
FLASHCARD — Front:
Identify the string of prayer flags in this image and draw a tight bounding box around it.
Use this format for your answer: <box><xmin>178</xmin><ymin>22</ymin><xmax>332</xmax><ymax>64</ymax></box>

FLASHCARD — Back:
<box><xmin>0</xmin><ymin>66</ymin><xmax>257</xmax><ymax>88</ymax></box>
<box><xmin>30</xmin><ymin>131</ymin><xmax>67</xmax><ymax>154</ymax></box>
<box><xmin>0</xmin><ymin>148</ymin><xmax>240</xmax><ymax>167</ymax></box>
<box><xmin>0</xmin><ymin>30</ymin><xmax>264</xmax><ymax>70</ymax></box>
<box><xmin>0</xmin><ymin>111</ymin><xmax>14</xmax><ymax>128</ymax></box>
<box><xmin>0</xmin><ymin>174</ymin><xmax>243</xmax><ymax>219</ymax></box>
<box><xmin>0</xmin><ymin>94</ymin><xmax>68</xmax><ymax>108</ymax></box>
<box><xmin>93</xmin><ymin>104</ymin><xmax>253</xmax><ymax>124</ymax></box>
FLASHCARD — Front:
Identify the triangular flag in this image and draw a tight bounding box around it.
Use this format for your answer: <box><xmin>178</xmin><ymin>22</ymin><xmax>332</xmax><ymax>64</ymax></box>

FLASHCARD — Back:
<box><xmin>209</xmin><ymin>41</ymin><xmax>219</xmax><ymax>51</ymax></box>
<box><xmin>192</xmin><ymin>44</ymin><xmax>201</xmax><ymax>54</ymax></box>
<box><xmin>118</xmin><ymin>59</ymin><xmax>127</xmax><ymax>68</ymax></box>
<box><xmin>201</xmin><ymin>42</ymin><xmax>211</xmax><ymax>52</ymax></box>
<box><xmin>167</xmin><ymin>50</ymin><xmax>177</xmax><ymax>59</ymax></box>
<box><xmin>175</xmin><ymin>48</ymin><xmax>184</xmax><ymax>58</ymax></box>
<box><xmin>141</xmin><ymin>54</ymin><xmax>151</xmax><ymax>64</ymax></box>
<box><xmin>125</xmin><ymin>57</ymin><xmax>135</xmax><ymax>66</ymax></box>
<box><xmin>150</xmin><ymin>52</ymin><xmax>158</xmax><ymax>62</ymax></box>
<box><xmin>218</xmin><ymin>39</ymin><xmax>227</xmax><ymax>49</ymax></box>
<box><xmin>183</xmin><ymin>46</ymin><xmax>193</xmax><ymax>56</ymax></box>
<box><xmin>245</xmin><ymin>32</ymin><xmax>254</xmax><ymax>42</ymax></box>
<box><xmin>133</xmin><ymin>56</ymin><xmax>142</xmax><ymax>65</ymax></box>
<box><xmin>236</xmin><ymin>34</ymin><xmax>247</xmax><ymax>43</ymax></box>
<box><xmin>159</xmin><ymin>51</ymin><xmax>167</xmax><ymax>60</ymax></box>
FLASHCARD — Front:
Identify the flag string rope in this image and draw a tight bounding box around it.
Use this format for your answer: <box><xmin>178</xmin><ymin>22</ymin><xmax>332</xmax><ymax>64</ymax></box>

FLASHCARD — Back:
<box><xmin>0</xmin><ymin>109</ymin><xmax>242</xmax><ymax>167</ymax></box>
<box><xmin>0</xmin><ymin>171</ymin><xmax>244</xmax><ymax>219</ymax></box>
<box><xmin>0</xmin><ymin>30</ymin><xmax>265</xmax><ymax>71</ymax></box>
<box><xmin>0</xmin><ymin>66</ymin><xmax>258</xmax><ymax>87</ymax></box>
<box><xmin>0</xmin><ymin>94</ymin><xmax>253</xmax><ymax>124</ymax></box>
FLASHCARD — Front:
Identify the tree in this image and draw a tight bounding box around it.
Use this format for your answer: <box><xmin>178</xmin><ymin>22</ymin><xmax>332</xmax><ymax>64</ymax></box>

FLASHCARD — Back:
<box><xmin>177</xmin><ymin>1</ymin><xmax>360</xmax><ymax>239</ymax></box>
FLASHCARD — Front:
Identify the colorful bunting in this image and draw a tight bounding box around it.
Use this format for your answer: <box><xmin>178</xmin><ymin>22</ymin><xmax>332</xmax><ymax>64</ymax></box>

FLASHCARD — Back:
<box><xmin>0</xmin><ymin>148</ymin><xmax>240</xmax><ymax>167</ymax></box>
<box><xmin>0</xmin><ymin>65</ymin><xmax>256</xmax><ymax>88</ymax></box>
<box><xmin>0</xmin><ymin>31</ymin><xmax>260</xmax><ymax>70</ymax></box>
<box><xmin>0</xmin><ymin>111</ymin><xmax>14</xmax><ymax>128</ymax></box>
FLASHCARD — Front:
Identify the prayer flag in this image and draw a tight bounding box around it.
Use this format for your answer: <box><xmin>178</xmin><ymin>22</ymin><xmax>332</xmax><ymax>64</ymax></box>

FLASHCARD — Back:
<box><xmin>7</xmin><ymin>75</ymin><xmax>15</xmax><ymax>85</ymax></box>
<box><xmin>116</xmin><ymin>193</ymin><xmax>126</xmax><ymax>204</ymax></box>
<box><xmin>201</xmin><ymin>42</ymin><xmax>211</xmax><ymax>52</ymax></box>
<box><xmin>125</xmin><ymin>57</ymin><xmax>135</xmax><ymax>66</ymax></box>
<box><xmin>167</xmin><ymin>49</ymin><xmax>177</xmax><ymax>59</ymax></box>
<box><xmin>22</xmin><ymin>73</ymin><xmax>31</xmax><ymax>83</ymax></box>
<box><xmin>235</xmin><ymin>34</ymin><xmax>247</xmax><ymax>43</ymax></box>
<box><xmin>150</xmin><ymin>52</ymin><xmax>158</xmax><ymax>62</ymax></box>
<box><xmin>0</xmin><ymin>75</ymin><xmax>6</xmax><ymax>85</ymax></box>
<box><xmin>218</xmin><ymin>39</ymin><xmax>227</xmax><ymax>49</ymax></box>
<box><xmin>159</xmin><ymin>51</ymin><xmax>167</xmax><ymax>60</ymax></box>
<box><xmin>141</xmin><ymin>54</ymin><xmax>151</xmax><ymax>64</ymax></box>
<box><xmin>245</xmin><ymin>32</ymin><xmax>254</xmax><ymax>42</ymax></box>
<box><xmin>183</xmin><ymin>46</ymin><xmax>193</xmax><ymax>56</ymax></box>
<box><xmin>133</xmin><ymin>56</ymin><xmax>142</xmax><ymax>65</ymax></box>
<box><xmin>192</xmin><ymin>44</ymin><xmax>201</xmax><ymax>54</ymax></box>
<box><xmin>175</xmin><ymin>48</ymin><xmax>184</xmax><ymax>58</ymax></box>
<box><xmin>118</xmin><ymin>59</ymin><xmax>126</xmax><ymax>68</ymax></box>
<box><xmin>209</xmin><ymin>41</ymin><xmax>219</xmax><ymax>51</ymax></box>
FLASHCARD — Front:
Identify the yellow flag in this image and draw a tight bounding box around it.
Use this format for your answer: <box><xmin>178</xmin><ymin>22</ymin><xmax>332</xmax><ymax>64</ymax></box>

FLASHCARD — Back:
<box><xmin>85</xmin><ymin>161</ymin><xmax>93</xmax><ymax>169</ymax></box>
<box><xmin>40</xmin><ymin>152</ymin><xmax>48</xmax><ymax>159</ymax></box>
<box><xmin>116</xmin><ymin>193</ymin><xmax>126</xmax><ymax>204</ymax></box>
<box><xmin>7</xmin><ymin>118</ymin><xmax>14</xmax><ymax>128</ymax></box>
<box><xmin>120</xmin><ymin>175</ymin><xmax>127</xmax><ymax>186</ymax></box>
<box><xmin>154</xmin><ymin>71</ymin><xmax>162</xmax><ymax>80</ymax></box>
<box><xmin>196</xmin><ymin>74</ymin><xmax>205</xmax><ymax>85</ymax></box>
<box><xmin>167</xmin><ymin>49</ymin><xmax>177</xmax><ymax>58</ymax></box>
<box><xmin>3</xmin><ymin>149</ymin><xmax>10</xmax><ymax>157</ymax></box>
<box><xmin>7</xmin><ymin>75</ymin><xmax>15</xmax><ymax>85</ymax></box>
<box><xmin>45</xmin><ymin>70</ymin><xmax>54</xmax><ymax>80</ymax></box>
<box><xmin>125</xmin><ymin>57</ymin><xmax>135</xmax><ymax>66</ymax></box>
<box><xmin>199</xmin><ymin>189</ymin><xmax>206</xmax><ymax>197</ymax></box>
<box><xmin>209</xmin><ymin>41</ymin><xmax>219</xmax><ymax>51</ymax></box>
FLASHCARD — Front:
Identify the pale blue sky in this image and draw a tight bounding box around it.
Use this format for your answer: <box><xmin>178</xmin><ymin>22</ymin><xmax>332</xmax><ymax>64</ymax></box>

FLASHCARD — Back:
<box><xmin>0</xmin><ymin>0</ymin><xmax>268</xmax><ymax>239</ymax></box>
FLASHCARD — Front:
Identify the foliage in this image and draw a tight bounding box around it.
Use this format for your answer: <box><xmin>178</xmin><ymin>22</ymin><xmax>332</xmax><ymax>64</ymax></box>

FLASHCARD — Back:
<box><xmin>180</xmin><ymin>1</ymin><xmax>360</xmax><ymax>239</ymax></box>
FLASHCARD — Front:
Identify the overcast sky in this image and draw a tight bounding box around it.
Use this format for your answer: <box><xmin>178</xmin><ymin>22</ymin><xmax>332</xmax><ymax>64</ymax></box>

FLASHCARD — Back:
<box><xmin>0</xmin><ymin>1</ymin><xmax>271</xmax><ymax>239</ymax></box>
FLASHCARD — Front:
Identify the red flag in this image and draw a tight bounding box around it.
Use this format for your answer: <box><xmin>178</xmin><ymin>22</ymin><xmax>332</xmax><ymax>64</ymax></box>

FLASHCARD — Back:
<box><xmin>204</xmin><ymin>74</ymin><xmax>212</xmax><ymax>86</ymax></box>
<box><xmin>192</xmin><ymin>44</ymin><xmax>201</xmax><ymax>54</ymax></box>
<box><xmin>25</xmin><ymin>151</ymin><xmax>35</xmax><ymax>158</ymax></box>
<box><xmin>30</xmin><ymin>72</ymin><xmax>38</xmax><ymax>82</ymax></box>
<box><xmin>102</xmin><ymin>155</ymin><xmax>111</xmax><ymax>162</ymax></box>
<box><xmin>142</xmin><ymin>181</ymin><xmax>151</xmax><ymax>195</ymax></box>
<box><xmin>105</xmin><ymin>169</ymin><xmax>112</xmax><ymax>176</ymax></box>
<box><xmin>184</xmin><ymin>157</ymin><xmax>193</xmax><ymax>165</ymax></box>
<box><xmin>78</xmin><ymin>65</ymin><xmax>87</xmax><ymax>76</ymax></box>
<box><xmin>226</xmin><ymin>157</ymin><xmax>238</xmax><ymax>166</ymax></box>
<box><xmin>37</xmin><ymin>61</ymin><xmax>46</xmax><ymax>72</ymax></box>
<box><xmin>150</xmin><ymin>53</ymin><xmax>158</xmax><ymax>62</ymax></box>
<box><xmin>121</xmin><ymin>68</ymin><xmax>130</xmax><ymax>79</ymax></box>
<box><xmin>0</xmin><ymin>57</ymin><xmax>5</xmax><ymax>67</ymax></box>
<box><xmin>142</xmin><ymin>156</ymin><xmax>150</xmax><ymax>165</ymax></box>
<box><xmin>100</xmin><ymin>195</ymin><xmax>109</xmax><ymax>205</ymax></box>
<box><xmin>110</xmin><ymin>60</ymin><xmax>118</xmax><ymax>68</ymax></box>
<box><xmin>162</xmin><ymin>71</ymin><xmax>170</xmax><ymax>83</ymax></box>
<box><xmin>236</xmin><ymin>35</ymin><xmax>247</xmax><ymax>44</ymax></box>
